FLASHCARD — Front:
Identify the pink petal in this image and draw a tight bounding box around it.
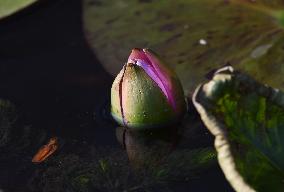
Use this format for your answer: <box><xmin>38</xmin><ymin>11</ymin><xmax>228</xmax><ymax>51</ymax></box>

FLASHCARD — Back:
<box><xmin>127</xmin><ymin>48</ymin><xmax>176</xmax><ymax>111</ymax></box>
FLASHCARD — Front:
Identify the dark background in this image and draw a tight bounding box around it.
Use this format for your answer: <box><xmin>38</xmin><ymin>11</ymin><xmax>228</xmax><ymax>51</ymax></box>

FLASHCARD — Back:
<box><xmin>0</xmin><ymin>0</ymin><xmax>233</xmax><ymax>191</ymax></box>
<box><xmin>0</xmin><ymin>0</ymin><xmax>114</xmax><ymax>143</ymax></box>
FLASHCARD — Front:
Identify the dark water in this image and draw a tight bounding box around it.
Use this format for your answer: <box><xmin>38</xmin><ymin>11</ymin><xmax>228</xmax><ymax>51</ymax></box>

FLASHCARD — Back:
<box><xmin>0</xmin><ymin>0</ymin><xmax>233</xmax><ymax>191</ymax></box>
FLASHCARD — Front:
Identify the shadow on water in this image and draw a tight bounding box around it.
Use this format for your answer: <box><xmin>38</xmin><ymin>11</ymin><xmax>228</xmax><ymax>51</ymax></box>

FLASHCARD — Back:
<box><xmin>0</xmin><ymin>0</ymin><xmax>233</xmax><ymax>191</ymax></box>
<box><xmin>0</xmin><ymin>0</ymin><xmax>116</xmax><ymax>191</ymax></box>
<box><xmin>0</xmin><ymin>0</ymin><xmax>115</xmax><ymax>143</ymax></box>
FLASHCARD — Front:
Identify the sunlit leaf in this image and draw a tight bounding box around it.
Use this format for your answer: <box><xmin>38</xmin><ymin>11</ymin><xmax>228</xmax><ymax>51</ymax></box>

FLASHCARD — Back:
<box><xmin>193</xmin><ymin>66</ymin><xmax>284</xmax><ymax>192</ymax></box>
<box><xmin>0</xmin><ymin>0</ymin><xmax>38</xmax><ymax>19</ymax></box>
<box><xmin>83</xmin><ymin>0</ymin><xmax>284</xmax><ymax>94</ymax></box>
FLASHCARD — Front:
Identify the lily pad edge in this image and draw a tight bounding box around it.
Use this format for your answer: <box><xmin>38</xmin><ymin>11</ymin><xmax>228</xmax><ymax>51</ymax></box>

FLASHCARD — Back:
<box><xmin>192</xmin><ymin>66</ymin><xmax>263</xmax><ymax>192</ymax></box>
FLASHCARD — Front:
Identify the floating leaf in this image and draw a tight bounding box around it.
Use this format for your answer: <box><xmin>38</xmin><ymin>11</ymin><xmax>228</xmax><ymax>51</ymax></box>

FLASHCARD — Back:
<box><xmin>0</xmin><ymin>0</ymin><xmax>38</xmax><ymax>19</ymax></box>
<box><xmin>84</xmin><ymin>0</ymin><xmax>284</xmax><ymax>94</ymax></box>
<box><xmin>193</xmin><ymin>66</ymin><xmax>284</xmax><ymax>192</ymax></box>
<box><xmin>32</xmin><ymin>137</ymin><xmax>58</xmax><ymax>163</ymax></box>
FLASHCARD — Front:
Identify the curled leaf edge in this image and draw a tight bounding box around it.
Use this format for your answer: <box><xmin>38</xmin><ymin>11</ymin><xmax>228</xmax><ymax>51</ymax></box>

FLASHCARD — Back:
<box><xmin>191</xmin><ymin>66</ymin><xmax>284</xmax><ymax>192</ymax></box>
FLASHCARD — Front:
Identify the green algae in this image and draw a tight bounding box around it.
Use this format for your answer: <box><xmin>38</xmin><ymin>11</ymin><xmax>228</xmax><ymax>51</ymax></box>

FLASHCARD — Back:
<box><xmin>29</xmin><ymin>146</ymin><xmax>216</xmax><ymax>192</ymax></box>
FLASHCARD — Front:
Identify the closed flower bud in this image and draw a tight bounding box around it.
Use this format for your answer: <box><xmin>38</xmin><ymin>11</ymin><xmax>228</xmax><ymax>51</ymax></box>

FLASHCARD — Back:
<box><xmin>111</xmin><ymin>48</ymin><xmax>186</xmax><ymax>129</ymax></box>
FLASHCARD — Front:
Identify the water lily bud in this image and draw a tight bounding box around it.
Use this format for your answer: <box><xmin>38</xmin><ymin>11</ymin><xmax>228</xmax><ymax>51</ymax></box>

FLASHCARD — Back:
<box><xmin>111</xmin><ymin>48</ymin><xmax>186</xmax><ymax>129</ymax></box>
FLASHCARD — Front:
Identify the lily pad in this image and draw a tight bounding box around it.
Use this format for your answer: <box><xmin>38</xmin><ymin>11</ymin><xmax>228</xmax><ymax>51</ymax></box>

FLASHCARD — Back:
<box><xmin>193</xmin><ymin>66</ymin><xmax>284</xmax><ymax>192</ymax></box>
<box><xmin>84</xmin><ymin>0</ymin><xmax>284</xmax><ymax>94</ymax></box>
<box><xmin>0</xmin><ymin>0</ymin><xmax>38</xmax><ymax>19</ymax></box>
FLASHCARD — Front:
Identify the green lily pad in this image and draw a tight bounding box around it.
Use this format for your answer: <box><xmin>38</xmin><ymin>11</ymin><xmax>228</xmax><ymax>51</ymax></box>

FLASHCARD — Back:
<box><xmin>84</xmin><ymin>0</ymin><xmax>284</xmax><ymax>94</ymax></box>
<box><xmin>193</xmin><ymin>66</ymin><xmax>284</xmax><ymax>192</ymax></box>
<box><xmin>0</xmin><ymin>0</ymin><xmax>38</xmax><ymax>19</ymax></box>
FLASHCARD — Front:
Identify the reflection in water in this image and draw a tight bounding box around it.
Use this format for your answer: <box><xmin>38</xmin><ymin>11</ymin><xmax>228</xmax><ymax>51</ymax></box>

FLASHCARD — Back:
<box><xmin>26</xmin><ymin>109</ymin><xmax>228</xmax><ymax>192</ymax></box>
<box><xmin>116</xmin><ymin>124</ymin><xmax>217</xmax><ymax>185</ymax></box>
<box><xmin>116</xmin><ymin>126</ymin><xmax>178</xmax><ymax>169</ymax></box>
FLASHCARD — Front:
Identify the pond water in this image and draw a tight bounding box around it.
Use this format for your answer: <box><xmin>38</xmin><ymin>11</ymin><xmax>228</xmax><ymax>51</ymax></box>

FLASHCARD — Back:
<box><xmin>0</xmin><ymin>0</ymin><xmax>233</xmax><ymax>191</ymax></box>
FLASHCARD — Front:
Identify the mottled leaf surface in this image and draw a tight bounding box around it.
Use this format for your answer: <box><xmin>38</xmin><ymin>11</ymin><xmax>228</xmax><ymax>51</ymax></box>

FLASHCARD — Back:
<box><xmin>193</xmin><ymin>66</ymin><xmax>284</xmax><ymax>192</ymax></box>
<box><xmin>84</xmin><ymin>0</ymin><xmax>284</xmax><ymax>94</ymax></box>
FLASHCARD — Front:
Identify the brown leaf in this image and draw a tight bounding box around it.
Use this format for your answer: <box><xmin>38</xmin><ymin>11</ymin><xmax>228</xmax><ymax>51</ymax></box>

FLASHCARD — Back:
<box><xmin>32</xmin><ymin>137</ymin><xmax>58</xmax><ymax>164</ymax></box>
